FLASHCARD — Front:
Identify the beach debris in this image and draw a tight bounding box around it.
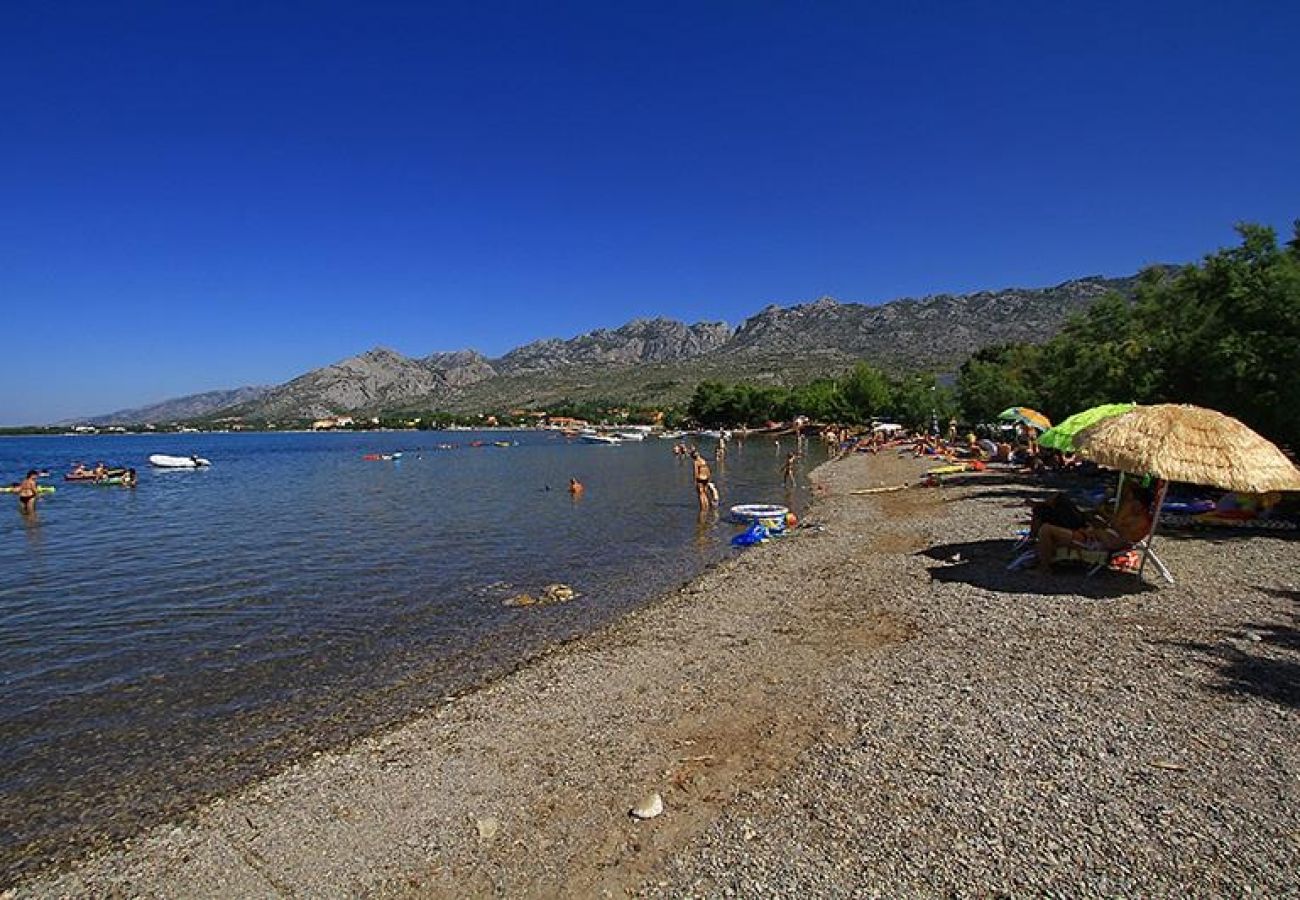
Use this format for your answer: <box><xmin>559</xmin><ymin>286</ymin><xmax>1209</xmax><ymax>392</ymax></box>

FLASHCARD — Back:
<box><xmin>948</xmin><ymin>553</ymin><xmax>963</xmax><ymax>563</ymax></box>
<box><xmin>629</xmin><ymin>792</ymin><xmax>664</xmax><ymax>820</ymax></box>
<box><xmin>503</xmin><ymin>583</ymin><xmax>579</xmax><ymax>607</ymax></box>
<box><xmin>542</xmin><ymin>583</ymin><xmax>577</xmax><ymax>603</ymax></box>
<box><xmin>475</xmin><ymin>816</ymin><xmax>501</xmax><ymax>841</ymax></box>
<box><xmin>1149</xmin><ymin>760</ymin><xmax>1189</xmax><ymax>772</ymax></box>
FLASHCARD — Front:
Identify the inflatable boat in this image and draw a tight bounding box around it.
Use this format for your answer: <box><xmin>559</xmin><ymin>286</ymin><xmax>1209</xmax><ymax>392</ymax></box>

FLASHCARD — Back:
<box><xmin>148</xmin><ymin>454</ymin><xmax>211</xmax><ymax>468</ymax></box>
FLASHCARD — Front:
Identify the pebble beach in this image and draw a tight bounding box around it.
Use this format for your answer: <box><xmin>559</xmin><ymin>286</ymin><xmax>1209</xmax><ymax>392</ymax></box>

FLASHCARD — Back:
<box><xmin>11</xmin><ymin>451</ymin><xmax>1299</xmax><ymax>898</ymax></box>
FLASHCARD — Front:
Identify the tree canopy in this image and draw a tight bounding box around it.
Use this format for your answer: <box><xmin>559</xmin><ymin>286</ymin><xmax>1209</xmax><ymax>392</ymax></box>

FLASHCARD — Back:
<box><xmin>953</xmin><ymin>221</ymin><xmax>1300</xmax><ymax>448</ymax></box>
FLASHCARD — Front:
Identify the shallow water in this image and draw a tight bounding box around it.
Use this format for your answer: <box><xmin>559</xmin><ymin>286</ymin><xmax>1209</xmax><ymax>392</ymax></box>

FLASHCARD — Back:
<box><xmin>0</xmin><ymin>430</ymin><xmax>821</xmax><ymax>879</ymax></box>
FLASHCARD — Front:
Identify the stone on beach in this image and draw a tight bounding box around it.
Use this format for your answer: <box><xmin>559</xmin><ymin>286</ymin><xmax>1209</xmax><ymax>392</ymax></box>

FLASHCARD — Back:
<box><xmin>630</xmin><ymin>792</ymin><xmax>664</xmax><ymax>820</ymax></box>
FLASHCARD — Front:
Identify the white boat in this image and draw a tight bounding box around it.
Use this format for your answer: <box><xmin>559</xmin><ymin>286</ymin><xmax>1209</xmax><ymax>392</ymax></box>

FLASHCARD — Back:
<box><xmin>148</xmin><ymin>454</ymin><xmax>211</xmax><ymax>468</ymax></box>
<box><xmin>613</xmin><ymin>431</ymin><xmax>645</xmax><ymax>441</ymax></box>
<box><xmin>579</xmin><ymin>432</ymin><xmax>621</xmax><ymax>445</ymax></box>
<box><xmin>658</xmin><ymin>431</ymin><xmax>686</xmax><ymax>439</ymax></box>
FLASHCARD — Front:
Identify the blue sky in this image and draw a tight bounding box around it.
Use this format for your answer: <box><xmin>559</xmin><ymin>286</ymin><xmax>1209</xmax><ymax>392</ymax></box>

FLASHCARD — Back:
<box><xmin>2</xmin><ymin>2</ymin><xmax>1297</xmax><ymax>424</ymax></box>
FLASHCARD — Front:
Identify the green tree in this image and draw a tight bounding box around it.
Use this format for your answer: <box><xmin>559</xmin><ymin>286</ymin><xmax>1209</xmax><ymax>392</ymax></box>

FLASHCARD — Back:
<box><xmin>889</xmin><ymin>373</ymin><xmax>954</xmax><ymax>430</ymax></box>
<box><xmin>839</xmin><ymin>362</ymin><xmax>893</xmax><ymax>423</ymax></box>
<box><xmin>956</xmin><ymin>343</ymin><xmax>1044</xmax><ymax>423</ymax></box>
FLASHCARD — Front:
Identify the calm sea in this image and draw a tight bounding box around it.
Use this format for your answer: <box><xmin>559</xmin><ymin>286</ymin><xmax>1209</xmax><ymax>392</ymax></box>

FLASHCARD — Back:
<box><xmin>0</xmin><ymin>429</ymin><xmax>822</xmax><ymax>880</ymax></box>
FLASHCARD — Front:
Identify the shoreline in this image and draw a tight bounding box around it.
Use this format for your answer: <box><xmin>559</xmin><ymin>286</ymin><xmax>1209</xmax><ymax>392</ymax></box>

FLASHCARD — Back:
<box><xmin>12</xmin><ymin>452</ymin><xmax>1300</xmax><ymax>896</ymax></box>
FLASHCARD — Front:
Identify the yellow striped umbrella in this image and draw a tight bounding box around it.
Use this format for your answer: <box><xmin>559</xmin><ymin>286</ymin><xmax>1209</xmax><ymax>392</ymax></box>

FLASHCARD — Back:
<box><xmin>997</xmin><ymin>406</ymin><xmax>1052</xmax><ymax>431</ymax></box>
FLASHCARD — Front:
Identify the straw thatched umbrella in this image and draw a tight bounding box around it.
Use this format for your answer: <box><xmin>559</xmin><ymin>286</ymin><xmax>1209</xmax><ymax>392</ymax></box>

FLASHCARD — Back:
<box><xmin>1075</xmin><ymin>404</ymin><xmax>1300</xmax><ymax>493</ymax></box>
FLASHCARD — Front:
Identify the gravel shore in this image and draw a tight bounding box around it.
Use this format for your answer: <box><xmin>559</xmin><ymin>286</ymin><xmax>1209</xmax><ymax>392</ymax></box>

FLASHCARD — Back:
<box><xmin>12</xmin><ymin>452</ymin><xmax>1299</xmax><ymax>898</ymax></box>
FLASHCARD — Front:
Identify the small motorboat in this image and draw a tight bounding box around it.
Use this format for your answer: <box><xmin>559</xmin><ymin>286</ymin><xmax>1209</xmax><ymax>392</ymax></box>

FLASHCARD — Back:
<box><xmin>580</xmin><ymin>432</ymin><xmax>621</xmax><ymax>445</ymax></box>
<box><xmin>614</xmin><ymin>431</ymin><xmax>646</xmax><ymax>442</ymax></box>
<box><xmin>148</xmin><ymin>454</ymin><xmax>211</xmax><ymax>468</ymax></box>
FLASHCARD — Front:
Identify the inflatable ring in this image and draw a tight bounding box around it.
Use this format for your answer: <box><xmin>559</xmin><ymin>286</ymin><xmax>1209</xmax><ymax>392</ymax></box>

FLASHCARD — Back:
<box><xmin>729</xmin><ymin>503</ymin><xmax>790</xmax><ymax>524</ymax></box>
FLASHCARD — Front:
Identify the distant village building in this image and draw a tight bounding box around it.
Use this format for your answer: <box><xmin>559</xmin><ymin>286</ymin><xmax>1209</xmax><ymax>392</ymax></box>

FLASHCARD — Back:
<box><xmin>311</xmin><ymin>416</ymin><xmax>355</xmax><ymax>431</ymax></box>
<box><xmin>544</xmin><ymin>416</ymin><xmax>589</xmax><ymax>430</ymax></box>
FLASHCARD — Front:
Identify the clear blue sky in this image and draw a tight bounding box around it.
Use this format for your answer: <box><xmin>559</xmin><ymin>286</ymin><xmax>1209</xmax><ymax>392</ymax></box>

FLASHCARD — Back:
<box><xmin>2</xmin><ymin>2</ymin><xmax>1297</xmax><ymax>424</ymax></box>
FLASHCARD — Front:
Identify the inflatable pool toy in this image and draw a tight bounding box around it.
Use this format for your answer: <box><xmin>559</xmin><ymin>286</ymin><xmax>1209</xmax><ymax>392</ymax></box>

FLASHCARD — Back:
<box><xmin>729</xmin><ymin>504</ymin><xmax>789</xmax><ymax>524</ymax></box>
<box><xmin>731</xmin><ymin>522</ymin><xmax>770</xmax><ymax>546</ymax></box>
<box><xmin>1</xmin><ymin>485</ymin><xmax>55</xmax><ymax>494</ymax></box>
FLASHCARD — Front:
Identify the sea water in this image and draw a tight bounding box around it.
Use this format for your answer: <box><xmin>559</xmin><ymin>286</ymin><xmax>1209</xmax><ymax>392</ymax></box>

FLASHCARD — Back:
<box><xmin>0</xmin><ymin>430</ymin><xmax>821</xmax><ymax>879</ymax></box>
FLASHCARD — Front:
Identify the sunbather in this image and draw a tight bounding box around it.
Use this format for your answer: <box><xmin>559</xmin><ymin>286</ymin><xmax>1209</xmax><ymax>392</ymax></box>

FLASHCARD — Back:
<box><xmin>1035</xmin><ymin>481</ymin><xmax>1153</xmax><ymax>572</ymax></box>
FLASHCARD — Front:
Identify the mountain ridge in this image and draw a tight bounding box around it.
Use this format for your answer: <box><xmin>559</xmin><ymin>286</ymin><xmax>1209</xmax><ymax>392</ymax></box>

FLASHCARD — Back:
<box><xmin>79</xmin><ymin>272</ymin><xmax>1151</xmax><ymax>424</ymax></box>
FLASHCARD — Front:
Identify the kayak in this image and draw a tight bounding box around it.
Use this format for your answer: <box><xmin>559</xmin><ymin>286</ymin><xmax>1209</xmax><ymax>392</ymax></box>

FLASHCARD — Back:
<box><xmin>149</xmin><ymin>454</ymin><xmax>210</xmax><ymax>468</ymax></box>
<box><xmin>2</xmin><ymin>485</ymin><xmax>55</xmax><ymax>494</ymax></box>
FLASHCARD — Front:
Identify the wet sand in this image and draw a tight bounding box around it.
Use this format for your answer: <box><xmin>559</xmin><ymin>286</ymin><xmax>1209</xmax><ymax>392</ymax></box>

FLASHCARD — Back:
<box><xmin>11</xmin><ymin>451</ymin><xmax>1300</xmax><ymax>897</ymax></box>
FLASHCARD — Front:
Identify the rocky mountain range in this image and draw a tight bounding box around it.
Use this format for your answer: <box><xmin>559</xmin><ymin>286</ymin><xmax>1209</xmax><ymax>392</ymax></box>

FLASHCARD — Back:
<box><xmin>80</xmin><ymin>385</ymin><xmax>274</xmax><ymax>426</ymax></box>
<box><xmin>83</xmin><ymin>273</ymin><xmax>1146</xmax><ymax>424</ymax></box>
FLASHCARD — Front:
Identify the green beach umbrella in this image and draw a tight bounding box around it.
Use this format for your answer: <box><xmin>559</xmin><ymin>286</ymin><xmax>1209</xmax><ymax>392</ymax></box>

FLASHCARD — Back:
<box><xmin>997</xmin><ymin>406</ymin><xmax>1052</xmax><ymax>431</ymax></box>
<box><xmin>1038</xmin><ymin>403</ymin><xmax>1136</xmax><ymax>452</ymax></box>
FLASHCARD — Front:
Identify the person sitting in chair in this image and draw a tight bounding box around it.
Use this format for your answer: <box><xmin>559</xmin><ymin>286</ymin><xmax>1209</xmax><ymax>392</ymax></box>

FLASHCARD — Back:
<box><xmin>1035</xmin><ymin>481</ymin><xmax>1153</xmax><ymax>573</ymax></box>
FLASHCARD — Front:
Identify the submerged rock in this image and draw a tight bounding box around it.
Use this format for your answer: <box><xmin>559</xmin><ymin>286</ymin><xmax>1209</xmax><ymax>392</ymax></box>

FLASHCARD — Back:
<box><xmin>542</xmin><ymin>583</ymin><xmax>577</xmax><ymax>603</ymax></box>
<box><xmin>504</xmin><ymin>583</ymin><xmax>578</xmax><ymax>607</ymax></box>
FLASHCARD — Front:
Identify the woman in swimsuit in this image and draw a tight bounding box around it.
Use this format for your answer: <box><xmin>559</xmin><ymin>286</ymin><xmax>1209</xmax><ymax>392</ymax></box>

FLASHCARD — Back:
<box><xmin>690</xmin><ymin>450</ymin><xmax>715</xmax><ymax>510</ymax></box>
<box><xmin>16</xmin><ymin>470</ymin><xmax>40</xmax><ymax>515</ymax></box>
<box><xmin>1035</xmin><ymin>482</ymin><xmax>1153</xmax><ymax>572</ymax></box>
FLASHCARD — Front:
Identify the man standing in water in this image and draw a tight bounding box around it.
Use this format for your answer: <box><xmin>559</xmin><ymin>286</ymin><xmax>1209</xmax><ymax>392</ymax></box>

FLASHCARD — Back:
<box><xmin>690</xmin><ymin>449</ymin><xmax>716</xmax><ymax>510</ymax></box>
<box><xmin>782</xmin><ymin>451</ymin><xmax>798</xmax><ymax>485</ymax></box>
<box><xmin>16</xmin><ymin>470</ymin><xmax>40</xmax><ymax>515</ymax></box>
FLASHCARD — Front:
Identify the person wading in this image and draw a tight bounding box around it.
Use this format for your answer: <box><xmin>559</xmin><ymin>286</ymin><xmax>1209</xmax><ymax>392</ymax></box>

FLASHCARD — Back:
<box><xmin>690</xmin><ymin>449</ymin><xmax>716</xmax><ymax>510</ymax></box>
<box><xmin>16</xmin><ymin>470</ymin><xmax>40</xmax><ymax>515</ymax></box>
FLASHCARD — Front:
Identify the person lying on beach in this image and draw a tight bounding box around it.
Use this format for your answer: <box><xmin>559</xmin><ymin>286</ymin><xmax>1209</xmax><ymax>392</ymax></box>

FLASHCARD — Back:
<box><xmin>1034</xmin><ymin>482</ymin><xmax>1153</xmax><ymax>572</ymax></box>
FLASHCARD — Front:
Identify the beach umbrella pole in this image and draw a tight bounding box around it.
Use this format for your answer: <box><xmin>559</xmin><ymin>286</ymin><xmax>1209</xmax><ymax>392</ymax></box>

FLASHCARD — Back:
<box><xmin>1137</xmin><ymin>479</ymin><xmax>1175</xmax><ymax>585</ymax></box>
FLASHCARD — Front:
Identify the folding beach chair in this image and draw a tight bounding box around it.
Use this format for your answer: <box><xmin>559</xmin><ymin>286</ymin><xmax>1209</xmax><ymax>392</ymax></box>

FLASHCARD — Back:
<box><xmin>1007</xmin><ymin>477</ymin><xmax>1175</xmax><ymax>584</ymax></box>
<box><xmin>1057</xmin><ymin>477</ymin><xmax>1174</xmax><ymax>584</ymax></box>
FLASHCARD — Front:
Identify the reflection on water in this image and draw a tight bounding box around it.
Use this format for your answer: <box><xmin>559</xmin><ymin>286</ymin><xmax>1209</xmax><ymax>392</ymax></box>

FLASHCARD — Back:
<box><xmin>0</xmin><ymin>430</ymin><xmax>822</xmax><ymax>880</ymax></box>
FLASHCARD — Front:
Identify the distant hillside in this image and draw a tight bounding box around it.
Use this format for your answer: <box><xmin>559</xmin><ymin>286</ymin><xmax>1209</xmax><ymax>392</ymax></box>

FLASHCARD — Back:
<box><xmin>410</xmin><ymin>273</ymin><xmax>1144</xmax><ymax>414</ymax></box>
<box><xmin>77</xmin><ymin>386</ymin><xmax>273</xmax><ymax>425</ymax></box>
<box><xmin>83</xmin><ymin>272</ymin><xmax>1152</xmax><ymax>423</ymax></box>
